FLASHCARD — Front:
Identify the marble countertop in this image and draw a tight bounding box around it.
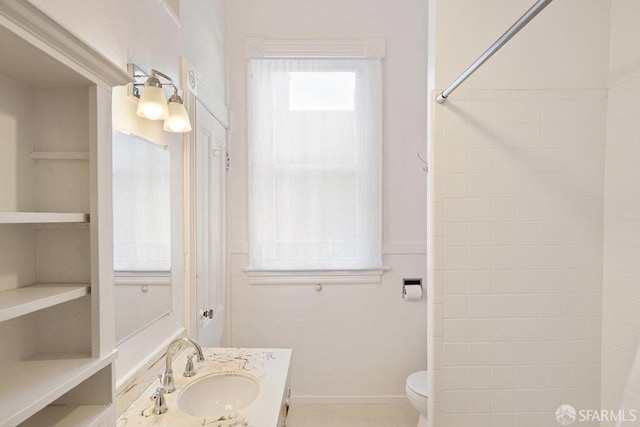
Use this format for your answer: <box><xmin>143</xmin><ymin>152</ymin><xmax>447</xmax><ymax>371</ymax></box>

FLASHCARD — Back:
<box><xmin>117</xmin><ymin>348</ymin><xmax>292</xmax><ymax>427</ymax></box>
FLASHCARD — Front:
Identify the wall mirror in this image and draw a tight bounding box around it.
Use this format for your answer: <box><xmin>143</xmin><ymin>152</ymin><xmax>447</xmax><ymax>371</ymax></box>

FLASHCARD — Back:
<box><xmin>112</xmin><ymin>130</ymin><xmax>172</xmax><ymax>344</ymax></box>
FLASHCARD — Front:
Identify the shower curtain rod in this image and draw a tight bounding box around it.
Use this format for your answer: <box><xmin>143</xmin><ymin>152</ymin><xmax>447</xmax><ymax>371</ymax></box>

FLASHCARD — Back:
<box><xmin>436</xmin><ymin>0</ymin><xmax>554</xmax><ymax>104</ymax></box>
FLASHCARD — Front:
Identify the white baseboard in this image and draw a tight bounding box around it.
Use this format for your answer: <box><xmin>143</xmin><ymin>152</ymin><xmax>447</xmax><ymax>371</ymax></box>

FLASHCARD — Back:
<box><xmin>290</xmin><ymin>395</ymin><xmax>409</xmax><ymax>405</ymax></box>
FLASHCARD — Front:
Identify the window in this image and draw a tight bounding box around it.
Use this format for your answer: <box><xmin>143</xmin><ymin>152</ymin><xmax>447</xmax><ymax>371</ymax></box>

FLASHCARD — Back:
<box><xmin>248</xmin><ymin>58</ymin><xmax>383</xmax><ymax>272</ymax></box>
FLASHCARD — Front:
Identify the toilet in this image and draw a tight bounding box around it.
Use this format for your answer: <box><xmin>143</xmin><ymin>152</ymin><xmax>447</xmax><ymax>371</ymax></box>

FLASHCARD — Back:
<box><xmin>406</xmin><ymin>370</ymin><xmax>428</xmax><ymax>427</ymax></box>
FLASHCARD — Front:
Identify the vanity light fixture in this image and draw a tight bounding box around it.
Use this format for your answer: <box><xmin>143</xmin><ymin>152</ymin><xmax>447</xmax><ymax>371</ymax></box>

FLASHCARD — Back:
<box><xmin>164</xmin><ymin>93</ymin><xmax>192</xmax><ymax>132</ymax></box>
<box><xmin>136</xmin><ymin>74</ymin><xmax>168</xmax><ymax>120</ymax></box>
<box><xmin>129</xmin><ymin>63</ymin><xmax>192</xmax><ymax>133</ymax></box>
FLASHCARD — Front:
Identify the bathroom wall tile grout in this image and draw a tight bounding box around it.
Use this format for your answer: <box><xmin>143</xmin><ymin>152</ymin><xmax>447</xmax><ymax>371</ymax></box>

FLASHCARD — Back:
<box><xmin>430</xmin><ymin>90</ymin><xmax>606</xmax><ymax>427</ymax></box>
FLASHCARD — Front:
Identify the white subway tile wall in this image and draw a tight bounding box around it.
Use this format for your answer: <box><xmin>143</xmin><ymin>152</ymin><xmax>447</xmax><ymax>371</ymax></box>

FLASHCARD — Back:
<box><xmin>428</xmin><ymin>90</ymin><xmax>606</xmax><ymax>427</ymax></box>
<box><xmin>602</xmin><ymin>73</ymin><xmax>640</xmax><ymax>426</ymax></box>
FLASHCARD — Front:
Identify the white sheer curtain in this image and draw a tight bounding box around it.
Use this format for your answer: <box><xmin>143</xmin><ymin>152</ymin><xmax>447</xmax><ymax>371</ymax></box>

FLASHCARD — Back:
<box><xmin>249</xmin><ymin>58</ymin><xmax>382</xmax><ymax>270</ymax></box>
<box><xmin>113</xmin><ymin>131</ymin><xmax>171</xmax><ymax>271</ymax></box>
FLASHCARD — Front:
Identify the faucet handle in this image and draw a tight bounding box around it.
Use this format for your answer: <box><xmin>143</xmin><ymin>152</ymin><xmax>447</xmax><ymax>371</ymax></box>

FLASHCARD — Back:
<box><xmin>183</xmin><ymin>351</ymin><xmax>197</xmax><ymax>377</ymax></box>
<box><xmin>150</xmin><ymin>386</ymin><xmax>168</xmax><ymax>414</ymax></box>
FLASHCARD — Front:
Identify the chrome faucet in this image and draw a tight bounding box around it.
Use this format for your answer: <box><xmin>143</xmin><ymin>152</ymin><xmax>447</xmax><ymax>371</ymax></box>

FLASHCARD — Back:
<box><xmin>162</xmin><ymin>337</ymin><xmax>205</xmax><ymax>393</ymax></box>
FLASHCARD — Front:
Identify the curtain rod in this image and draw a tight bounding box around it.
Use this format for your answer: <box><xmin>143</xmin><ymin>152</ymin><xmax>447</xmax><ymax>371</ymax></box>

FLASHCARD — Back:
<box><xmin>436</xmin><ymin>0</ymin><xmax>554</xmax><ymax>104</ymax></box>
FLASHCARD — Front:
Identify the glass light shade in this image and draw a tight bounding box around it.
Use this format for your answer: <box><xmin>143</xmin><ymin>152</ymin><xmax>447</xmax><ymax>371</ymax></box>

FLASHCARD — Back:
<box><xmin>136</xmin><ymin>85</ymin><xmax>169</xmax><ymax>120</ymax></box>
<box><xmin>163</xmin><ymin>100</ymin><xmax>192</xmax><ymax>132</ymax></box>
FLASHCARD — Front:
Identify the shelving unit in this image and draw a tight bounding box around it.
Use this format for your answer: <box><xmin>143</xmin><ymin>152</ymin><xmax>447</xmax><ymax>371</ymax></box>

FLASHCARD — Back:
<box><xmin>31</xmin><ymin>151</ymin><xmax>90</xmax><ymax>160</ymax></box>
<box><xmin>18</xmin><ymin>405</ymin><xmax>112</xmax><ymax>427</ymax></box>
<box><xmin>0</xmin><ymin>212</ymin><xmax>89</xmax><ymax>224</ymax></box>
<box><xmin>0</xmin><ymin>352</ymin><xmax>117</xmax><ymax>427</ymax></box>
<box><xmin>0</xmin><ymin>284</ymin><xmax>90</xmax><ymax>323</ymax></box>
<box><xmin>0</xmin><ymin>1</ymin><xmax>130</xmax><ymax>426</ymax></box>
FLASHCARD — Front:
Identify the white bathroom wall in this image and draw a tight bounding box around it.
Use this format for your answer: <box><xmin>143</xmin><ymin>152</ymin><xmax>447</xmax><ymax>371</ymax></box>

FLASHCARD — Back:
<box><xmin>601</xmin><ymin>0</ymin><xmax>640</xmax><ymax>423</ymax></box>
<box><xmin>227</xmin><ymin>0</ymin><xmax>429</xmax><ymax>400</ymax></box>
<box><xmin>428</xmin><ymin>1</ymin><xmax>611</xmax><ymax>426</ymax></box>
<box><xmin>181</xmin><ymin>0</ymin><xmax>226</xmax><ymax>105</ymax></box>
<box><xmin>433</xmin><ymin>0</ymin><xmax>611</xmax><ymax>91</ymax></box>
<box><xmin>27</xmin><ymin>0</ymin><xmax>226</xmax><ymax>385</ymax></box>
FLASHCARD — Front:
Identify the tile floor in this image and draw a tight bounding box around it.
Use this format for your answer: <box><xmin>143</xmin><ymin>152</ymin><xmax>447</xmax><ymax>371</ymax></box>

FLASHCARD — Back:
<box><xmin>287</xmin><ymin>403</ymin><xmax>418</xmax><ymax>427</ymax></box>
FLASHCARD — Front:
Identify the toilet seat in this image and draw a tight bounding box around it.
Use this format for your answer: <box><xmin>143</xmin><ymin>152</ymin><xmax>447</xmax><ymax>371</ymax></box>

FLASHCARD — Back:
<box><xmin>406</xmin><ymin>370</ymin><xmax>427</xmax><ymax>398</ymax></box>
<box><xmin>406</xmin><ymin>370</ymin><xmax>428</xmax><ymax>427</ymax></box>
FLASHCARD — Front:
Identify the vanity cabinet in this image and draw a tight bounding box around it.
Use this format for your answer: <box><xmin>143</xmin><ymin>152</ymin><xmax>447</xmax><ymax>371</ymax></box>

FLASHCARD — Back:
<box><xmin>0</xmin><ymin>2</ymin><xmax>129</xmax><ymax>426</ymax></box>
<box><xmin>278</xmin><ymin>386</ymin><xmax>292</xmax><ymax>427</ymax></box>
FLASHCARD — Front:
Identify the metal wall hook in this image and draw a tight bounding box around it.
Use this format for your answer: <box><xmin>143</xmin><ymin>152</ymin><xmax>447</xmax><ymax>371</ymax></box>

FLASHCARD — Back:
<box><xmin>417</xmin><ymin>152</ymin><xmax>428</xmax><ymax>174</ymax></box>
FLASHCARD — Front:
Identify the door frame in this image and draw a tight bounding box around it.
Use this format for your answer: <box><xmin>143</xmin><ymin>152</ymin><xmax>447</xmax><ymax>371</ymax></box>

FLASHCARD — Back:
<box><xmin>182</xmin><ymin>60</ymin><xmax>230</xmax><ymax>344</ymax></box>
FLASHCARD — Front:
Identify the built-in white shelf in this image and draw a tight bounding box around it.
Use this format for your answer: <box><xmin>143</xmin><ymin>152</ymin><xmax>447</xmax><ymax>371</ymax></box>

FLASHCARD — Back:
<box><xmin>31</xmin><ymin>223</ymin><xmax>90</xmax><ymax>230</ymax></box>
<box><xmin>0</xmin><ymin>284</ymin><xmax>90</xmax><ymax>323</ymax></box>
<box><xmin>31</xmin><ymin>151</ymin><xmax>90</xmax><ymax>160</ymax></box>
<box><xmin>0</xmin><ymin>3</ymin><xmax>131</xmax><ymax>424</ymax></box>
<box><xmin>0</xmin><ymin>351</ymin><xmax>117</xmax><ymax>427</ymax></box>
<box><xmin>19</xmin><ymin>404</ymin><xmax>111</xmax><ymax>427</ymax></box>
<box><xmin>0</xmin><ymin>212</ymin><xmax>89</xmax><ymax>224</ymax></box>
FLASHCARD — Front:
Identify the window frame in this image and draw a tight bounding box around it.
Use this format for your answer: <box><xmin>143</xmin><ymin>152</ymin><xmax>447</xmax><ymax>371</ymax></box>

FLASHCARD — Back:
<box><xmin>244</xmin><ymin>39</ymin><xmax>387</xmax><ymax>285</ymax></box>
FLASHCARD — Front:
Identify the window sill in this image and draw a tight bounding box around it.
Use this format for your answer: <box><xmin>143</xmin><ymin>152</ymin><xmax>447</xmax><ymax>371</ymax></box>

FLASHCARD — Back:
<box><xmin>244</xmin><ymin>267</ymin><xmax>389</xmax><ymax>285</ymax></box>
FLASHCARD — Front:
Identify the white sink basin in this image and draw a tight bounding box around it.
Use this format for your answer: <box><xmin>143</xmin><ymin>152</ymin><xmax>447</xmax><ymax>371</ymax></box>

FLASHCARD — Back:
<box><xmin>177</xmin><ymin>372</ymin><xmax>261</xmax><ymax>417</ymax></box>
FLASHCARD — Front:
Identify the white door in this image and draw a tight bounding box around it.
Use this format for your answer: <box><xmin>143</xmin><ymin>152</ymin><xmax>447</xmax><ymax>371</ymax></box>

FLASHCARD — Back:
<box><xmin>194</xmin><ymin>100</ymin><xmax>226</xmax><ymax>346</ymax></box>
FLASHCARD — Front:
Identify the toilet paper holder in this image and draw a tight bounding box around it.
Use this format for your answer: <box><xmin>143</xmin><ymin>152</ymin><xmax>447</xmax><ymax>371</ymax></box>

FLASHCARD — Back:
<box><xmin>402</xmin><ymin>278</ymin><xmax>422</xmax><ymax>297</ymax></box>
